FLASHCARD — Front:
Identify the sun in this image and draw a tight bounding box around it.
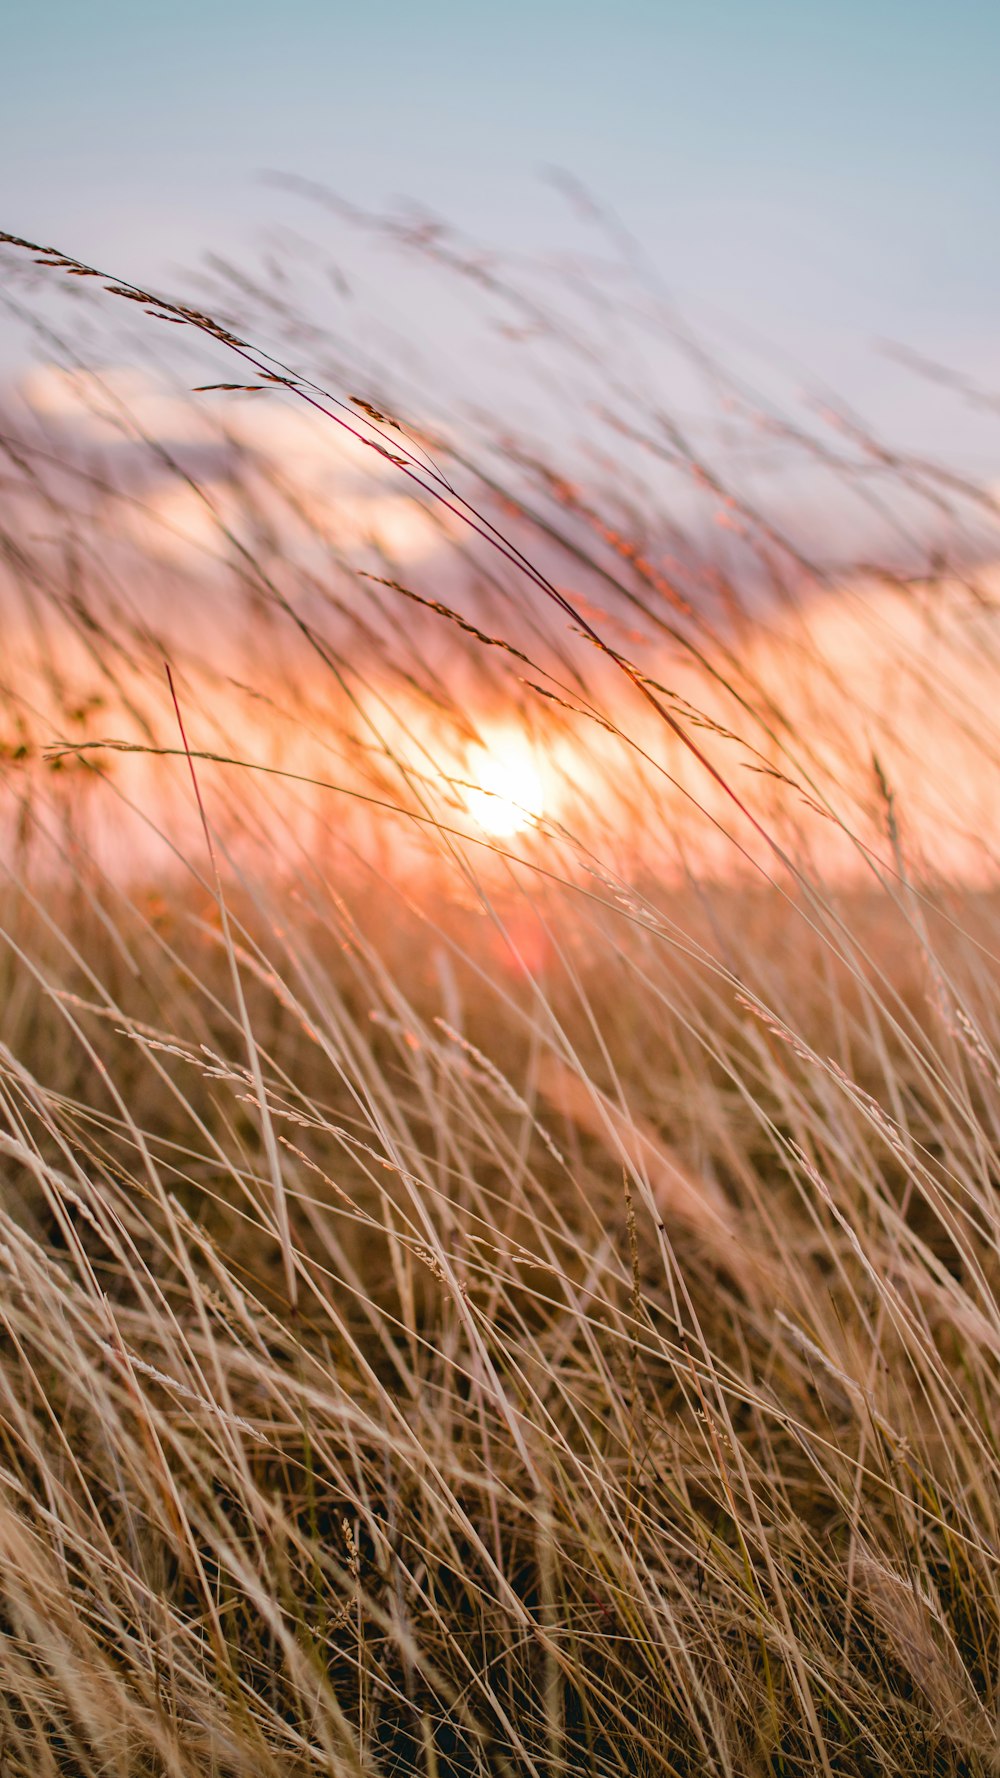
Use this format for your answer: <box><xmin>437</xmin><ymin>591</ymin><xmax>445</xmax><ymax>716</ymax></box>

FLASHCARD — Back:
<box><xmin>462</xmin><ymin>732</ymin><xmax>545</xmax><ymax>838</ymax></box>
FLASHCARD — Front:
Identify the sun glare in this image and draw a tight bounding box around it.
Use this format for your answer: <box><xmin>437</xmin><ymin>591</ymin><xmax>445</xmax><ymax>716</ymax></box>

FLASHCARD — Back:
<box><xmin>463</xmin><ymin>732</ymin><xmax>545</xmax><ymax>838</ymax></box>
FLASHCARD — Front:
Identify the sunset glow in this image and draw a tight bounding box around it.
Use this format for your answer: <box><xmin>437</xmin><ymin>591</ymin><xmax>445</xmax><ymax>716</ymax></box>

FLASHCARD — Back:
<box><xmin>3</xmin><ymin>7</ymin><xmax>1000</xmax><ymax>1766</ymax></box>
<box><xmin>462</xmin><ymin>732</ymin><xmax>545</xmax><ymax>838</ymax></box>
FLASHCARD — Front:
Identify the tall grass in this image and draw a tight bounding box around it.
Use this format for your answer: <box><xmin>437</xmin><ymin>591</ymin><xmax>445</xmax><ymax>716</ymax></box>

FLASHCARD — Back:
<box><xmin>0</xmin><ymin>215</ymin><xmax>998</xmax><ymax>1776</ymax></box>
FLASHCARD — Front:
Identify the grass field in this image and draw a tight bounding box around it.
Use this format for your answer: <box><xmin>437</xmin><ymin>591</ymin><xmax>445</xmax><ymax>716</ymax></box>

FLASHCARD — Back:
<box><xmin>0</xmin><ymin>224</ymin><xmax>999</xmax><ymax>1776</ymax></box>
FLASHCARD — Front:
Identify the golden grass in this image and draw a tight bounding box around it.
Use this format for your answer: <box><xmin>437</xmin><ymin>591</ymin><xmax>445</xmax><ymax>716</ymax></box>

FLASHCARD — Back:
<box><xmin>0</xmin><ymin>222</ymin><xmax>998</xmax><ymax>1775</ymax></box>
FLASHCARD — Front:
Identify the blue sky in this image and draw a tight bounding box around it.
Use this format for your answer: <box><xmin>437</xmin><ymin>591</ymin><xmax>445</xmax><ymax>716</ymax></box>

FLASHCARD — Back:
<box><xmin>3</xmin><ymin>1</ymin><xmax>999</xmax><ymax>458</ymax></box>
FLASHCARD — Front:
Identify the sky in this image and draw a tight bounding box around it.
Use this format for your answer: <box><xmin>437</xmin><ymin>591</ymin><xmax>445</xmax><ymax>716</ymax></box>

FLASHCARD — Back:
<box><xmin>3</xmin><ymin>0</ymin><xmax>1000</xmax><ymax>461</ymax></box>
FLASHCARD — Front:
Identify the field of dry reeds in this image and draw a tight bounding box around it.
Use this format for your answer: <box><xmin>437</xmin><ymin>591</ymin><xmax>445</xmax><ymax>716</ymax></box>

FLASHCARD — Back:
<box><xmin>0</xmin><ymin>214</ymin><xmax>998</xmax><ymax>1776</ymax></box>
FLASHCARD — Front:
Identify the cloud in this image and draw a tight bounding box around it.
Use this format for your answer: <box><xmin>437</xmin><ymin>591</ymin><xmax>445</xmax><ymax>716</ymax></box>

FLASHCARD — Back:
<box><xmin>14</xmin><ymin>362</ymin><xmax>450</xmax><ymax>570</ymax></box>
<box><xmin>114</xmin><ymin>477</ymin><xmax>446</xmax><ymax>568</ymax></box>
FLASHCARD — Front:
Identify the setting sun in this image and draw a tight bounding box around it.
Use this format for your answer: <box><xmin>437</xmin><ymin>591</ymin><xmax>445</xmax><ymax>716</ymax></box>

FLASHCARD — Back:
<box><xmin>462</xmin><ymin>731</ymin><xmax>545</xmax><ymax>837</ymax></box>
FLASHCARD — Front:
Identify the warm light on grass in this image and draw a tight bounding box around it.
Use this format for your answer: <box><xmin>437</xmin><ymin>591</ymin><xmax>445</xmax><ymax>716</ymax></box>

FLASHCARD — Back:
<box><xmin>1</xmin><ymin>223</ymin><xmax>999</xmax><ymax>1778</ymax></box>
<box><xmin>463</xmin><ymin>730</ymin><xmax>545</xmax><ymax>837</ymax></box>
